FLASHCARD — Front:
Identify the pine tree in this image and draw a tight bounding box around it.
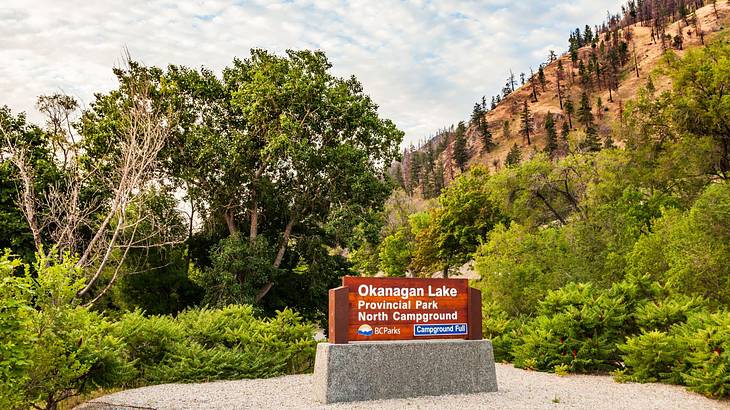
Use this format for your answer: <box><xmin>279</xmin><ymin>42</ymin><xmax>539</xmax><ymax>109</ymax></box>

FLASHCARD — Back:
<box><xmin>491</xmin><ymin>96</ymin><xmax>497</xmax><ymax>109</ymax></box>
<box><xmin>577</xmin><ymin>92</ymin><xmax>595</xmax><ymax>130</ymax></box>
<box><xmin>544</xmin><ymin>112</ymin><xmax>558</xmax><ymax>157</ymax></box>
<box><xmin>529</xmin><ymin>67</ymin><xmax>538</xmax><ymax>102</ymax></box>
<box><xmin>580</xmin><ymin>127</ymin><xmax>602</xmax><ymax>152</ymax></box>
<box><xmin>538</xmin><ymin>65</ymin><xmax>546</xmax><ymax>91</ymax></box>
<box><xmin>453</xmin><ymin>121</ymin><xmax>468</xmax><ymax>172</ymax></box>
<box><xmin>561</xmin><ymin>121</ymin><xmax>571</xmax><ymax>154</ymax></box>
<box><xmin>479</xmin><ymin>118</ymin><xmax>493</xmax><ymax>153</ymax></box>
<box><xmin>505</xmin><ymin>144</ymin><xmax>522</xmax><ymax>167</ymax></box>
<box><xmin>395</xmin><ymin>164</ymin><xmax>405</xmax><ymax>190</ymax></box>
<box><xmin>471</xmin><ymin>101</ymin><xmax>493</xmax><ymax>153</ymax></box>
<box><xmin>520</xmin><ymin>101</ymin><xmax>534</xmax><ymax>145</ymax></box>
<box><xmin>433</xmin><ymin>161</ymin><xmax>445</xmax><ymax>196</ymax></box>
<box><xmin>471</xmin><ymin>102</ymin><xmax>483</xmax><ymax>125</ymax></box>
<box><xmin>556</xmin><ymin>60</ymin><xmax>565</xmax><ymax>109</ymax></box>
<box><xmin>502</xmin><ymin>120</ymin><xmax>511</xmax><ymax>140</ymax></box>
<box><xmin>409</xmin><ymin>148</ymin><xmax>421</xmax><ymax>193</ymax></box>
<box><xmin>564</xmin><ymin>96</ymin><xmax>574</xmax><ymax>129</ymax></box>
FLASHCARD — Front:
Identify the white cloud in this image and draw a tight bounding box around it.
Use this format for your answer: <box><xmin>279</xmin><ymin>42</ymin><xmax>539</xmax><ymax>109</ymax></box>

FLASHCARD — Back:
<box><xmin>0</xmin><ymin>0</ymin><xmax>622</xmax><ymax>146</ymax></box>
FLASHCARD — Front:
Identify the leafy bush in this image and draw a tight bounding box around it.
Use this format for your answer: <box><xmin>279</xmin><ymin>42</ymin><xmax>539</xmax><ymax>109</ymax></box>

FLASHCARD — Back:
<box><xmin>475</xmin><ymin>222</ymin><xmax>571</xmax><ymax>316</ymax></box>
<box><xmin>481</xmin><ymin>300</ymin><xmax>525</xmax><ymax>362</ymax></box>
<box><xmin>617</xmin><ymin>308</ymin><xmax>730</xmax><ymax>398</ymax></box>
<box><xmin>681</xmin><ymin>311</ymin><xmax>730</xmax><ymax>398</ymax></box>
<box><xmin>627</xmin><ymin>182</ymin><xmax>730</xmax><ymax>307</ymax></box>
<box><xmin>0</xmin><ymin>252</ymin><xmax>133</xmax><ymax>410</ymax></box>
<box><xmin>0</xmin><ymin>253</ymin><xmax>32</xmax><ymax>409</ymax></box>
<box><xmin>512</xmin><ymin>283</ymin><xmax>629</xmax><ymax>373</ymax></box>
<box><xmin>618</xmin><ymin>330</ymin><xmax>684</xmax><ymax>384</ymax></box>
<box><xmin>114</xmin><ymin>305</ymin><xmax>317</xmax><ymax>384</ymax></box>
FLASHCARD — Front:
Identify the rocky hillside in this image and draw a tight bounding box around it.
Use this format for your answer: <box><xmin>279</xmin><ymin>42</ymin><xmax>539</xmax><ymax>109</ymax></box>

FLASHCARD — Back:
<box><xmin>397</xmin><ymin>1</ymin><xmax>730</xmax><ymax>196</ymax></box>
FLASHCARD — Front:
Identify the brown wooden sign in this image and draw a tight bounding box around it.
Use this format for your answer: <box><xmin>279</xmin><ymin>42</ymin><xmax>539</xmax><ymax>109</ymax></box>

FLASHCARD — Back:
<box><xmin>328</xmin><ymin>276</ymin><xmax>482</xmax><ymax>343</ymax></box>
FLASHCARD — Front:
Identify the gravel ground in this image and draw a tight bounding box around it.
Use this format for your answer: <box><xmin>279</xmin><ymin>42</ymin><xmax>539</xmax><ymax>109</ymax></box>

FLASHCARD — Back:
<box><xmin>77</xmin><ymin>363</ymin><xmax>730</xmax><ymax>410</ymax></box>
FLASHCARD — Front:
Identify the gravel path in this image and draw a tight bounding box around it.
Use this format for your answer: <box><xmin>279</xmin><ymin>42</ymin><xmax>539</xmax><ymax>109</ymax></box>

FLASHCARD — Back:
<box><xmin>78</xmin><ymin>364</ymin><xmax>729</xmax><ymax>410</ymax></box>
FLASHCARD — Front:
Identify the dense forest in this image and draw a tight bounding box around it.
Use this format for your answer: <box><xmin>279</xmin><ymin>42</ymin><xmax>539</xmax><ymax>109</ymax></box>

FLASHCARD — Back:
<box><xmin>1</xmin><ymin>1</ymin><xmax>730</xmax><ymax>409</ymax></box>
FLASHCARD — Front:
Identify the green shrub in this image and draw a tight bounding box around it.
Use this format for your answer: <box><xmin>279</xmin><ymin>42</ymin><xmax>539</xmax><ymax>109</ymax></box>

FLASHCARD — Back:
<box><xmin>482</xmin><ymin>301</ymin><xmax>525</xmax><ymax>362</ymax></box>
<box><xmin>618</xmin><ymin>330</ymin><xmax>684</xmax><ymax>384</ymax></box>
<box><xmin>634</xmin><ymin>294</ymin><xmax>707</xmax><ymax>332</ymax></box>
<box><xmin>0</xmin><ymin>252</ymin><xmax>133</xmax><ymax>410</ymax></box>
<box><xmin>512</xmin><ymin>283</ymin><xmax>629</xmax><ymax>373</ymax></box>
<box><xmin>681</xmin><ymin>312</ymin><xmax>730</xmax><ymax>398</ymax></box>
<box><xmin>114</xmin><ymin>305</ymin><xmax>317</xmax><ymax>384</ymax></box>
<box><xmin>0</xmin><ymin>253</ymin><xmax>33</xmax><ymax>409</ymax></box>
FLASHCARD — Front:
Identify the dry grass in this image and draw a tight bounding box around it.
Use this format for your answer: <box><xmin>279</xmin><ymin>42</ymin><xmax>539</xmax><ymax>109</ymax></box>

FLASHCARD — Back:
<box><xmin>437</xmin><ymin>2</ymin><xmax>730</xmax><ymax>176</ymax></box>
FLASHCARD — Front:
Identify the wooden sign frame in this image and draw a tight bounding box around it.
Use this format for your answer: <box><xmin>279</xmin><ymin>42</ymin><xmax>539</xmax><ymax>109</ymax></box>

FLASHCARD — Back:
<box><xmin>328</xmin><ymin>276</ymin><xmax>482</xmax><ymax>344</ymax></box>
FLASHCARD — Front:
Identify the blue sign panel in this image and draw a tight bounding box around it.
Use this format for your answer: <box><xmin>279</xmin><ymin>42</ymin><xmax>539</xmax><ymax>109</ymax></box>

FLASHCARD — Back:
<box><xmin>413</xmin><ymin>323</ymin><xmax>468</xmax><ymax>337</ymax></box>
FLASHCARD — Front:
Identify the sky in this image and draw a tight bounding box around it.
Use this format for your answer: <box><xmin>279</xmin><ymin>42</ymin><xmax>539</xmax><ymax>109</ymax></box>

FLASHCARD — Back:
<box><xmin>1</xmin><ymin>0</ymin><xmax>623</xmax><ymax>147</ymax></box>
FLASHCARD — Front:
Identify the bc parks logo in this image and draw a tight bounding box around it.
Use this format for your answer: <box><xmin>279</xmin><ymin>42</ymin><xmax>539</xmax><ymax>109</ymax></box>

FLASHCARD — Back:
<box><xmin>357</xmin><ymin>324</ymin><xmax>401</xmax><ymax>336</ymax></box>
<box><xmin>357</xmin><ymin>324</ymin><xmax>373</xmax><ymax>336</ymax></box>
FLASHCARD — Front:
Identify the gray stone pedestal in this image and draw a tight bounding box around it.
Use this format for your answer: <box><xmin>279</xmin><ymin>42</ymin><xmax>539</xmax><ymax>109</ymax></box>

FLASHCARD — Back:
<box><xmin>312</xmin><ymin>339</ymin><xmax>498</xmax><ymax>403</ymax></box>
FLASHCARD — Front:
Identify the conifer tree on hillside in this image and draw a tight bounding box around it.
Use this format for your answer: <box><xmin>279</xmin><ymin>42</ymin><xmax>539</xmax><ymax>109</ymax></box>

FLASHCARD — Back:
<box><xmin>577</xmin><ymin>92</ymin><xmax>595</xmax><ymax>130</ymax></box>
<box><xmin>453</xmin><ymin>121</ymin><xmax>468</xmax><ymax>172</ymax></box>
<box><xmin>538</xmin><ymin>65</ymin><xmax>546</xmax><ymax>91</ymax></box>
<box><xmin>520</xmin><ymin>101</ymin><xmax>534</xmax><ymax>145</ymax></box>
<box><xmin>580</xmin><ymin>127</ymin><xmax>602</xmax><ymax>152</ymax></box>
<box><xmin>471</xmin><ymin>100</ymin><xmax>494</xmax><ymax>153</ymax></box>
<box><xmin>561</xmin><ymin>121</ymin><xmax>571</xmax><ymax>154</ymax></box>
<box><xmin>556</xmin><ymin>59</ymin><xmax>565</xmax><ymax>109</ymax></box>
<box><xmin>471</xmin><ymin>102</ymin><xmax>483</xmax><ymax>125</ymax></box>
<box><xmin>502</xmin><ymin>120</ymin><xmax>511</xmax><ymax>140</ymax></box>
<box><xmin>544</xmin><ymin>112</ymin><xmax>558</xmax><ymax>158</ymax></box>
<box><xmin>505</xmin><ymin>144</ymin><xmax>522</xmax><ymax>167</ymax></box>
<box><xmin>433</xmin><ymin>161</ymin><xmax>445</xmax><ymax>196</ymax></box>
<box><xmin>395</xmin><ymin>163</ymin><xmax>405</xmax><ymax>190</ymax></box>
<box><xmin>564</xmin><ymin>96</ymin><xmax>574</xmax><ymax>129</ymax></box>
<box><xmin>529</xmin><ymin>67</ymin><xmax>539</xmax><ymax>102</ymax></box>
<box><xmin>409</xmin><ymin>148</ymin><xmax>421</xmax><ymax>194</ymax></box>
<box><xmin>509</xmin><ymin>69</ymin><xmax>517</xmax><ymax>92</ymax></box>
<box><xmin>579</xmin><ymin>60</ymin><xmax>592</xmax><ymax>90</ymax></box>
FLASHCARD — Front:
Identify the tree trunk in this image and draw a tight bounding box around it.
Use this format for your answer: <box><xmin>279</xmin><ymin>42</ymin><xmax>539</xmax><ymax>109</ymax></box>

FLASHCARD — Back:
<box><xmin>442</xmin><ymin>264</ymin><xmax>449</xmax><ymax>278</ymax></box>
<box><xmin>255</xmin><ymin>209</ymin><xmax>297</xmax><ymax>302</ymax></box>
<box><xmin>249</xmin><ymin>194</ymin><xmax>258</xmax><ymax>242</ymax></box>
<box><xmin>223</xmin><ymin>209</ymin><xmax>237</xmax><ymax>235</ymax></box>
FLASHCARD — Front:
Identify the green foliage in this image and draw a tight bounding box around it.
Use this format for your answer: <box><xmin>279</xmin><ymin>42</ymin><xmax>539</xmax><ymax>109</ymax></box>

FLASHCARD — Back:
<box><xmin>618</xmin><ymin>330</ymin><xmax>684</xmax><ymax>384</ymax></box>
<box><xmin>475</xmin><ymin>223</ymin><xmax>571</xmax><ymax>315</ymax></box>
<box><xmin>512</xmin><ymin>283</ymin><xmax>629</xmax><ymax>373</ymax></box>
<box><xmin>544</xmin><ymin>112</ymin><xmax>558</xmax><ymax>157</ymax></box>
<box><xmin>0</xmin><ymin>252</ymin><xmax>133</xmax><ymax>410</ymax></box>
<box><xmin>0</xmin><ymin>107</ymin><xmax>59</xmax><ymax>262</ymax></box>
<box><xmin>409</xmin><ymin>167</ymin><xmax>502</xmax><ymax>276</ymax></box>
<box><xmin>453</xmin><ymin>121</ymin><xmax>468</xmax><ymax>171</ymax></box>
<box><xmin>191</xmin><ymin>234</ymin><xmax>280</xmax><ymax>307</ymax></box>
<box><xmin>378</xmin><ymin>227</ymin><xmax>413</xmax><ymax>276</ymax></box>
<box><xmin>505</xmin><ymin>144</ymin><xmax>522</xmax><ymax>167</ymax></box>
<box><xmin>681</xmin><ymin>312</ymin><xmax>730</xmax><ymax>398</ymax></box>
<box><xmin>664</xmin><ymin>41</ymin><xmax>730</xmax><ymax>178</ymax></box>
<box><xmin>114</xmin><ymin>305</ymin><xmax>317</xmax><ymax>383</ymax></box>
<box><xmin>0</xmin><ymin>252</ymin><xmax>32</xmax><ymax>409</ymax></box>
<box><xmin>628</xmin><ymin>182</ymin><xmax>730</xmax><ymax>306</ymax></box>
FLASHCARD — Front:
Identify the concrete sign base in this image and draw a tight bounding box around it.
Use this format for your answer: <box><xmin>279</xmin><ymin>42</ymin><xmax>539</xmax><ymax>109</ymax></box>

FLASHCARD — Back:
<box><xmin>312</xmin><ymin>339</ymin><xmax>498</xmax><ymax>403</ymax></box>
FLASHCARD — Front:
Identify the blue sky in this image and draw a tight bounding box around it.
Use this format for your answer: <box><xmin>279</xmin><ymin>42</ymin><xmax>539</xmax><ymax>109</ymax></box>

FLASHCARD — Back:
<box><xmin>1</xmin><ymin>0</ymin><xmax>622</xmax><ymax>146</ymax></box>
